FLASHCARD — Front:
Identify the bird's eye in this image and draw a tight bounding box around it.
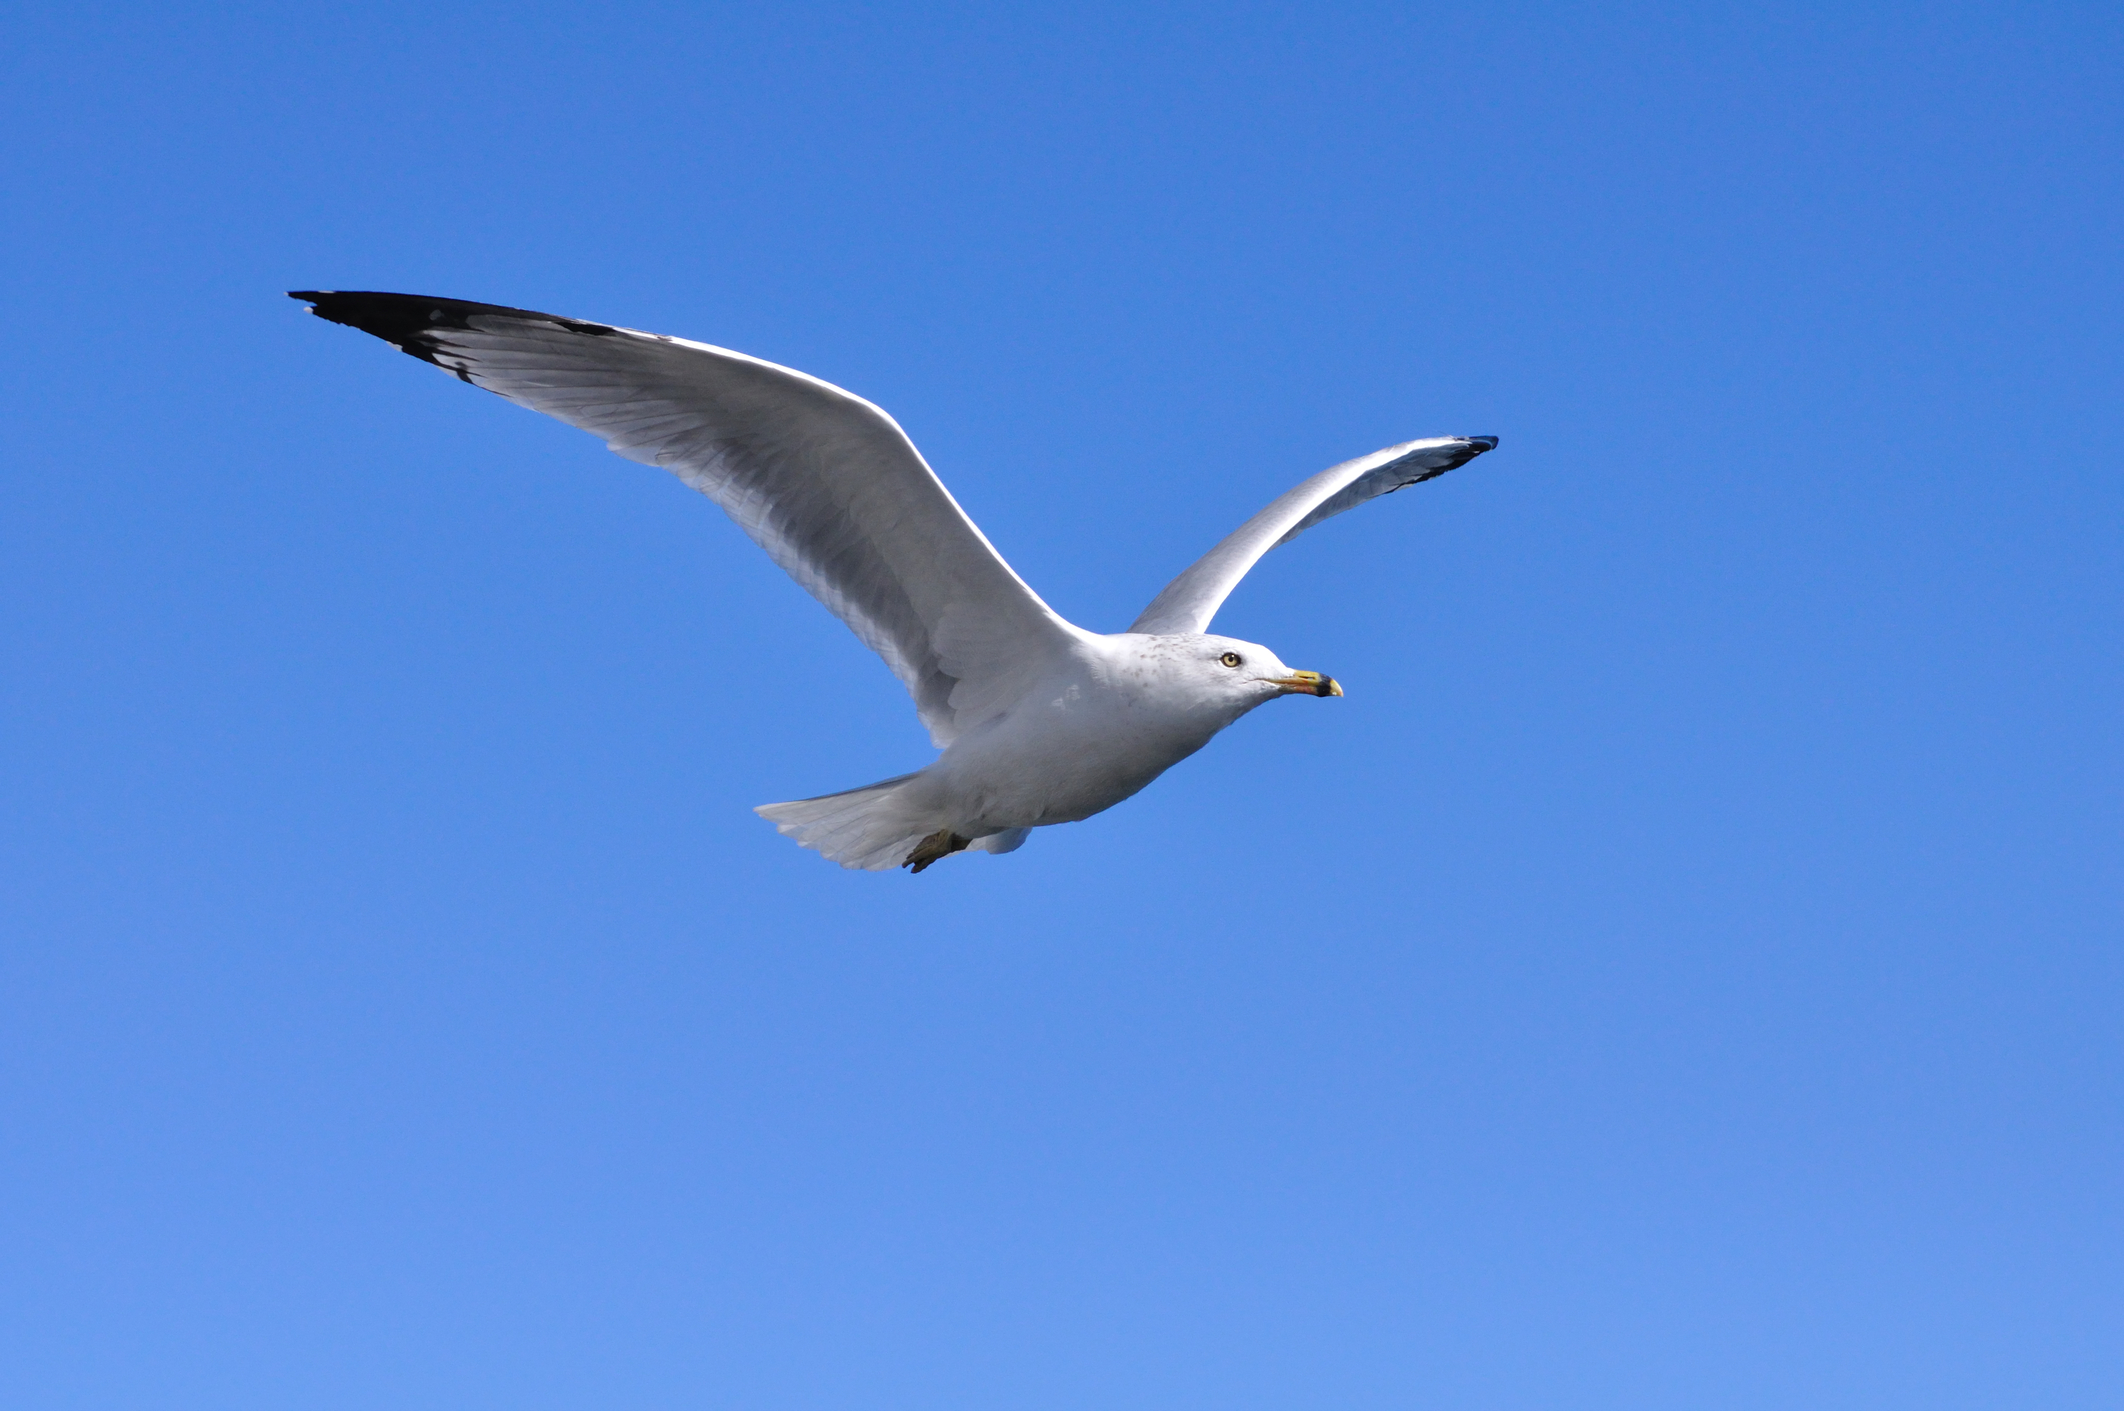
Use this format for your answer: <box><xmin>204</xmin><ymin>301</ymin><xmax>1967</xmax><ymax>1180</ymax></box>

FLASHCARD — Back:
<box><xmin>1219</xmin><ymin>652</ymin><xmax>1243</xmax><ymax>668</ymax></box>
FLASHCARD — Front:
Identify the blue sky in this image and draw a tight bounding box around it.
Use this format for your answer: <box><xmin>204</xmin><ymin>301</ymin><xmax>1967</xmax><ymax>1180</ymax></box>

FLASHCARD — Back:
<box><xmin>3</xmin><ymin>3</ymin><xmax>2119</xmax><ymax>1406</ymax></box>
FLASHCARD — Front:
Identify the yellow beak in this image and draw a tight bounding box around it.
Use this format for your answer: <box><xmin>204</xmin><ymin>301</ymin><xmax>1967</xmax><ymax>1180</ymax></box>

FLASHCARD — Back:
<box><xmin>1268</xmin><ymin>670</ymin><xmax>1343</xmax><ymax>698</ymax></box>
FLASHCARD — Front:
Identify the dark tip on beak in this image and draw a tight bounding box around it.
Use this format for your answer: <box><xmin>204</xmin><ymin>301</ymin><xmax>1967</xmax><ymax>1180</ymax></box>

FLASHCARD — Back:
<box><xmin>1272</xmin><ymin>670</ymin><xmax>1343</xmax><ymax>697</ymax></box>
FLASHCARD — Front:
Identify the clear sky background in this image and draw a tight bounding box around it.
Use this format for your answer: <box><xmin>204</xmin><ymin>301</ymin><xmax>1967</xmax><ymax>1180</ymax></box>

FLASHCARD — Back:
<box><xmin>3</xmin><ymin>3</ymin><xmax>2119</xmax><ymax>1407</ymax></box>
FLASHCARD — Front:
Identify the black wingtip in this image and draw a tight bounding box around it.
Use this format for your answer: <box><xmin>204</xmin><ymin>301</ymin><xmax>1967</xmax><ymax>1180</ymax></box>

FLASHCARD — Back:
<box><xmin>287</xmin><ymin>290</ymin><xmax>621</xmax><ymax>383</ymax></box>
<box><xmin>289</xmin><ymin>290</ymin><xmax>508</xmax><ymax>343</ymax></box>
<box><xmin>1432</xmin><ymin>435</ymin><xmax>1500</xmax><ymax>477</ymax></box>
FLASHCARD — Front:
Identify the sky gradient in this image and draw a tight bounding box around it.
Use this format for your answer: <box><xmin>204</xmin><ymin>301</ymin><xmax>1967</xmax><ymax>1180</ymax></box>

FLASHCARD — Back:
<box><xmin>4</xmin><ymin>3</ymin><xmax>2120</xmax><ymax>1407</ymax></box>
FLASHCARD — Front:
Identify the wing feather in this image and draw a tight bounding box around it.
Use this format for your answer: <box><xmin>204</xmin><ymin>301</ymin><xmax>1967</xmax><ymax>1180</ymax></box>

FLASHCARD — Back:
<box><xmin>1129</xmin><ymin>436</ymin><xmax>1497</xmax><ymax>636</ymax></box>
<box><xmin>294</xmin><ymin>291</ymin><xmax>1080</xmax><ymax>746</ymax></box>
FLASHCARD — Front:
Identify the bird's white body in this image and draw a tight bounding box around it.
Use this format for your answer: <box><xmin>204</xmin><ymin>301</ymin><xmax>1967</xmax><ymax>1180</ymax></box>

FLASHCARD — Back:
<box><xmin>294</xmin><ymin>290</ymin><xmax>1495</xmax><ymax>872</ymax></box>
<box><xmin>760</xmin><ymin>632</ymin><xmax>1312</xmax><ymax>868</ymax></box>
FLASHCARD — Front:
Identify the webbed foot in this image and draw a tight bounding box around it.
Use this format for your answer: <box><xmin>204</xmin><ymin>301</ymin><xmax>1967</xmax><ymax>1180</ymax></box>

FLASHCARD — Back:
<box><xmin>904</xmin><ymin>829</ymin><xmax>972</xmax><ymax>874</ymax></box>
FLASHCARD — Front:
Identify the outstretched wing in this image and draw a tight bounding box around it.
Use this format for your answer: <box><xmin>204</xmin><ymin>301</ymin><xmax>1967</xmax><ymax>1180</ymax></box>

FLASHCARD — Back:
<box><xmin>1129</xmin><ymin>436</ymin><xmax>1497</xmax><ymax>635</ymax></box>
<box><xmin>294</xmin><ymin>291</ymin><xmax>1082</xmax><ymax>747</ymax></box>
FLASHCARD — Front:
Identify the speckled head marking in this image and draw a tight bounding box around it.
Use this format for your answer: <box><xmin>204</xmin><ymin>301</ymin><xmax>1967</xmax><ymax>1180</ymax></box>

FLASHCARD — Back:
<box><xmin>1111</xmin><ymin>632</ymin><xmax>1342</xmax><ymax>718</ymax></box>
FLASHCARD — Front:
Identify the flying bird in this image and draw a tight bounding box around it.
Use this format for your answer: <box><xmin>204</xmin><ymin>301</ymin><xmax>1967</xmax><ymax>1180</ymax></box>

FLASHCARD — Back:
<box><xmin>293</xmin><ymin>292</ymin><xmax>1495</xmax><ymax>872</ymax></box>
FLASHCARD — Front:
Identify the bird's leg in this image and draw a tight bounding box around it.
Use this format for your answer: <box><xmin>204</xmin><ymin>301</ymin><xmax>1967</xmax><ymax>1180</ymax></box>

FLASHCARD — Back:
<box><xmin>904</xmin><ymin>829</ymin><xmax>972</xmax><ymax>873</ymax></box>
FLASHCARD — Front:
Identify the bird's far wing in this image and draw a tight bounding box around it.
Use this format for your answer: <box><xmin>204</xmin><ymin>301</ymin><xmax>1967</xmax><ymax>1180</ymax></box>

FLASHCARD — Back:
<box><xmin>294</xmin><ymin>291</ymin><xmax>1082</xmax><ymax>748</ymax></box>
<box><xmin>1128</xmin><ymin>436</ymin><xmax>1498</xmax><ymax>636</ymax></box>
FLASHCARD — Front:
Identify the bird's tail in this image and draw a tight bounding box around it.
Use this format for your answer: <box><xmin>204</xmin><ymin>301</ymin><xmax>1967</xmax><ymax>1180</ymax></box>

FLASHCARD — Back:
<box><xmin>754</xmin><ymin>772</ymin><xmax>933</xmax><ymax>871</ymax></box>
<box><xmin>754</xmin><ymin>773</ymin><xmax>1031</xmax><ymax>871</ymax></box>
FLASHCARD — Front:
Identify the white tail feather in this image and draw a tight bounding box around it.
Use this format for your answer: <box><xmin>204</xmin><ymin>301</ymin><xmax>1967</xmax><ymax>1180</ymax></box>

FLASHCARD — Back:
<box><xmin>755</xmin><ymin>772</ymin><xmax>930</xmax><ymax>870</ymax></box>
<box><xmin>755</xmin><ymin>775</ymin><xmax>1034</xmax><ymax>870</ymax></box>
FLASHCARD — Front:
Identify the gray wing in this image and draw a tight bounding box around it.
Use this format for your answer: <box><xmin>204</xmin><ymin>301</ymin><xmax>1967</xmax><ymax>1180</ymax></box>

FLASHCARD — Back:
<box><xmin>1129</xmin><ymin>436</ymin><xmax>1498</xmax><ymax>636</ymax></box>
<box><xmin>294</xmin><ymin>291</ymin><xmax>1082</xmax><ymax>748</ymax></box>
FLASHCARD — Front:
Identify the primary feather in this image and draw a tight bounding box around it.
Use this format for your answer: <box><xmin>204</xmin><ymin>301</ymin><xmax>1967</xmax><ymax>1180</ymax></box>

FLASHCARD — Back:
<box><xmin>293</xmin><ymin>291</ymin><xmax>1078</xmax><ymax>748</ymax></box>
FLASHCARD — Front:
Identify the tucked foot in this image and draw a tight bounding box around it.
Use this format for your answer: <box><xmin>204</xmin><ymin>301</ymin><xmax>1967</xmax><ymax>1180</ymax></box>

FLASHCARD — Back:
<box><xmin>904</xmin><ymin>829</ymin><xmax>972</xmax><ymax>873</ymax></box>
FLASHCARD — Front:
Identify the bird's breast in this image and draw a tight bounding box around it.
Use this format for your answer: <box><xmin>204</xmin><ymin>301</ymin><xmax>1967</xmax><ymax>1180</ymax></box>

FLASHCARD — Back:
<box><xmin>929</xmin><ymin>672</ymin><xmax>1228</xmax><ymax>829</ymax></box>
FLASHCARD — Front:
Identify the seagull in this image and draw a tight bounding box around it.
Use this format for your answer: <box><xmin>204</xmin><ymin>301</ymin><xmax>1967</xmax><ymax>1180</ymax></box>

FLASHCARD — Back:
<box><xmin>293</xmin><ymin>292</ymin><xmax>1496</xmax><ymax>872</ymax></box>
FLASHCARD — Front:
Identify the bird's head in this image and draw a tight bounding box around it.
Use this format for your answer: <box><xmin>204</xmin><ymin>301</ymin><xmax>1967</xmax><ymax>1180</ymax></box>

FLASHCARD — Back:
<box><xmin>1122</xmin><ymin>633</ymin><xmax>1343</xmax><ymax>721</ymax></box>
